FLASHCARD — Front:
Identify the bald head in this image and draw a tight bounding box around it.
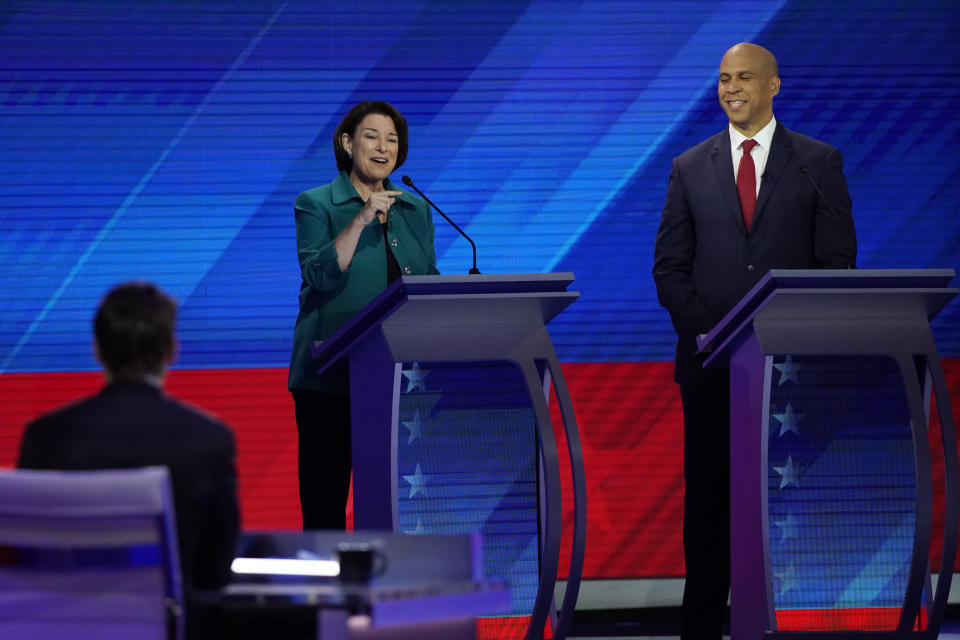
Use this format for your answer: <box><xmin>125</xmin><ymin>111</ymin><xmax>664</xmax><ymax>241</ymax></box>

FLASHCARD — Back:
<box><xmin>718</xmin><ymin>42</ymin><xmax>781</xmax><ymax>137</ymax></box>
<box><xmin>723</xmin><ymin>42</ymin><xmax>778</xmax><ymax>78</ymax></box>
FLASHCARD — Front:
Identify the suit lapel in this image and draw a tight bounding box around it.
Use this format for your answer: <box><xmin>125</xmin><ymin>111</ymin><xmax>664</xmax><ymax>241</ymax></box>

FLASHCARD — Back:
<box><xmin>753</xmin><ymin>124</ymin><xmax>794</xmax><ymax>228</ymax></box>
<box><xmin>710</xmin><ymin>129</ymin><xmax>747</xmax><ymax>233</ymax></box>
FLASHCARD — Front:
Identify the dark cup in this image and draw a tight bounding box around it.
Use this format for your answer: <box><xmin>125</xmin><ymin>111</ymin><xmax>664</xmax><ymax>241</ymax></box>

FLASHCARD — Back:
<box><xmin>336</xmin><ymin>542</ymin><xmax>388</xmax><ymax>585</ymax></box>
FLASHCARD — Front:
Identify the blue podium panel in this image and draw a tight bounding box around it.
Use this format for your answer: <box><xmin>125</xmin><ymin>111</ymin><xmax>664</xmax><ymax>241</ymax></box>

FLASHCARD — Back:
<box><xmin>765</xmin><ymin>355</ymin><xmax>922</xmax><ymax>628</ymax></box>
<box><xmin>700</xmin><ymin>270</ymin><xmax>957</xmax><ymax>639</ymax></box>
<box><xmin>325</xmin><ymin>274</ymin><xmax>586</xmax><ymax>640</ymax></box>
<box><xmin>396</xmin><ymin>360</ymin><xmax>539</xmax><ymax>617</ymax></box>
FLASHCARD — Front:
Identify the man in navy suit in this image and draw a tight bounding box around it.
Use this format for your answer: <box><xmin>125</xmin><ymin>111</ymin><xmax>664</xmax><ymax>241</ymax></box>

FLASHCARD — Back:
<box><xmin>18</xmin><ymin>282</ymin><xmax>240</xmax><ymax>638</ymax></box>
<box><xmin>653</xmin><ymin>43</ymin><xmax>857</xmax><ymax>639</ymax></box>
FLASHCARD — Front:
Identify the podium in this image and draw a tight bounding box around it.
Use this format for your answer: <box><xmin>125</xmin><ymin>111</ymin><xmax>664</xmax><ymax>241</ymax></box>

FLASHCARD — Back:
<box><xmin>699</xmin><ymin>269</ymin><xmax>958</xmax><ymax>639</ymax></box>
<box><xmin>310</xmin><ymin>273</ymin><xmax>586</xmax><ymax>640</ymax></box>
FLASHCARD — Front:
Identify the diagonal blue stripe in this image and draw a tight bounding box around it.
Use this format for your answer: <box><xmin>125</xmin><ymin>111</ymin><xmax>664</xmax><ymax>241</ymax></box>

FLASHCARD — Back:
<box><xmin>541</xmin><ymin>0</ymin><xmax>788</xmax><ymax>271</ymax></box>
<box><xmin>1</xmin><ymin>4</ymin><xmax>288</xmax><ymax>372</ymax></box>
<box><xmin>432</xmin><ymin>0</ymin><xmax>787</xmax><ymax>273</ymax></box>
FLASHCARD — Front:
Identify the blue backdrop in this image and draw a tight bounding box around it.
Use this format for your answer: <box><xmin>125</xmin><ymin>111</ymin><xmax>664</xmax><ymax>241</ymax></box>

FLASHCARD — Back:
<box><xmin>1</xmin><ymin>0</ymin><xmax>958</xmax><ymax>370</ymax></box>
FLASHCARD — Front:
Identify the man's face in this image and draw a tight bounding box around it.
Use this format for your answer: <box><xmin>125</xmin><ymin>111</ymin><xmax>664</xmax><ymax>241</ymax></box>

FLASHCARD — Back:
<box><xmin>718</xmin><ymin>45</ymin><xmax>780</xmax><ymax>137</ymax></box>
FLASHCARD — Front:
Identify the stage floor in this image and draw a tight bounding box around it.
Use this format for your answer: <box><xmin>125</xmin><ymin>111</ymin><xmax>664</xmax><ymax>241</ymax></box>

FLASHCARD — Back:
<box><xmin>567</xmin><ymin>618</ymin><xmax>960</xmax><ymax>639</ymax></box>
<box><xmin>563</xmin><ymin>580</ymin><xmax>960</xmax><ymax>639</ymax></box>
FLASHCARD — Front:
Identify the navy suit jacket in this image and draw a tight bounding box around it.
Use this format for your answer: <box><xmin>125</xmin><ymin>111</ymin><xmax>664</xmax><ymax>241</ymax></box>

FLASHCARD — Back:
<box><xmin>653</xmin><ymin>123</ymin><xmax>857</xmax><ymax>386</ymax></box>
<box><xmin>18</xmin><ymin>379</ymin><xmax>240</xmax><ymax>593</ymax></box>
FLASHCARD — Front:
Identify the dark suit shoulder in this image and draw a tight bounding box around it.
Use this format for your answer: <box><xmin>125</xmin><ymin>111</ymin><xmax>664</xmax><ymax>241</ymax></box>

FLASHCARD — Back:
<box><xmin>144</xmin><ymin>389</ymin><xmax>237</xmax><ymax>453</ymax></box>
<box><xmin>25</xmin><ymin>392</ymin><xmax>99</xmax><ymax>430</ymax></box>
<box><xmin>19</xmin><ymin>381</ymin><xmax>235</xmax><ymax>469</ymax></box>
<box><xmin>779</xmin><ymin>125</ymin><xmax>837</xmax><ymax>152</ymax></box>
<box><xmin>151</xmin><ymin>388</ymin><xmax>230</xmax><ymax>429</ymax></box>
<box><xmin>675</xmin><ymin>124</ymin><xmax>839</xmax><ymax>163</ymax></box>
<box><xmin>775</xmin><ymin>125</ymin><xmax>843</xmax><ymax>170</ymax></box>
<box><xmin>675</xmin><ymin>130</ymin><xmax>727</xmax><ymax>165</ymax></box>
<box><xmin>19</xmin><ymin>393</ymin><xmax>102</xmax><ymax>468</ymax></box>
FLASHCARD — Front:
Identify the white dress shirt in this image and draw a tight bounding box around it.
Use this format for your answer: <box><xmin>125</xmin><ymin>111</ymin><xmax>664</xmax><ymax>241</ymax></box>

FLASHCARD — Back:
<box><xmin>729</xmin><ymin>116</ymin><xmax>777</xmax><ymax>197</ymax></box>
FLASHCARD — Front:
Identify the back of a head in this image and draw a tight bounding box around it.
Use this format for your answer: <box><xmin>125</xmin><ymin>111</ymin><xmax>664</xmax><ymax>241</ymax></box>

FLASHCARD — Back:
<box><xmin>94</xmin><ymin>282</ymin><xmax>177</xmax><ymax>378</ymax></box>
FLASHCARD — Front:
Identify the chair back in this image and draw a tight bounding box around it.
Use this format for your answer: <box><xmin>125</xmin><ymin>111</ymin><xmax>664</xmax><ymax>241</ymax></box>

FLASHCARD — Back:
<box><xmin>0</xmin><ymin>466</ymin><xmax>183</xmax><ymax>640</ymax></box>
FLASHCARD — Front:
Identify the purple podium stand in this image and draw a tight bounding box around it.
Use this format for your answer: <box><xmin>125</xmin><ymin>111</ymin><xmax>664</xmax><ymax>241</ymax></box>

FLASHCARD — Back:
<box><xmin>310</xmin><ymin>273</ymin><xmax>585</xmax><ymax>640</ymax></box>
<box><xmin>699</xmin><ymin>269</ymin><xmax>958</xmax><ymax>639</ymax></box>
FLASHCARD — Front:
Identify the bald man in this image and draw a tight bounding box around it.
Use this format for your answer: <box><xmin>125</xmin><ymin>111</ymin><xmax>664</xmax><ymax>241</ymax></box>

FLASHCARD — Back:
<box><xmin>653</xmin><ymin>43</ymin><xmax>857</xmax><ymax>639</ymax></box>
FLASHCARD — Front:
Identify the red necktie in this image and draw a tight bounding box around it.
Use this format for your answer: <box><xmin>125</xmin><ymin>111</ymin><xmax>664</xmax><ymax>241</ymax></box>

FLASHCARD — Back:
<box><xmin>737</xmin><ymin>139</ymin><xmax>758</xmax><ymax>232</ymax></box>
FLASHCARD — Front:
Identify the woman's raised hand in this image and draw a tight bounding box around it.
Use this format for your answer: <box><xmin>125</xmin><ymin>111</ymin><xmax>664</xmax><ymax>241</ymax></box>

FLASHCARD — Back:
<box><xmin>358</xmin><ymin>190</ymin><xmax>402</xmax><ymax>224</ymax></box>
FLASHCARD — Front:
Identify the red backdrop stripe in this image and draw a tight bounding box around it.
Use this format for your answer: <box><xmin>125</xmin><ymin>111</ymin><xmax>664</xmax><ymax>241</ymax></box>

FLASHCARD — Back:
<box><xmin>1</xmin><ymin>358</ymin><xmax>958</xmax><ymax>578</ymax></box>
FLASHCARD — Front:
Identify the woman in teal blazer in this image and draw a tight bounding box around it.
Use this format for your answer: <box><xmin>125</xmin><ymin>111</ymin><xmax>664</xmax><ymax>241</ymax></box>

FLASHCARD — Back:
<box><xmin>289</xmin><ymin>101</ymin><xmax>439</xmax><ymax>529</ymax></box>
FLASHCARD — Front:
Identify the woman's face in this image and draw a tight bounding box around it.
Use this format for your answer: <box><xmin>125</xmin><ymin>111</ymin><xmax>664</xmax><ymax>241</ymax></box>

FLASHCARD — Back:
<box><xmin>342</xmin><ymin>113</ymin><xmax>399</xmax><ymax>186</ymax></box>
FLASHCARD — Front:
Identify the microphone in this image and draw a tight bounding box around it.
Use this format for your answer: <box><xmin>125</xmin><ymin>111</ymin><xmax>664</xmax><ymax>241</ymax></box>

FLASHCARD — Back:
<box><xmin>799</xmin><ymin>162</ymin><xmax>856</xmax><ymax>269</ymax></box>
<box><xmin>799</xmin><ymin>162</ymin><xmax>839</xmax><ymax>217</ymax></box>
<box><xmin>401</xmin><ymin>175</ymin><xmax>480</xmax><ymax>274</ymax></box>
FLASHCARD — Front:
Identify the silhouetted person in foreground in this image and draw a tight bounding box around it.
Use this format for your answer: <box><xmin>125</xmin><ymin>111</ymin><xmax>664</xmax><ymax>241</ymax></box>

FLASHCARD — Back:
<box><xmin>19</xmin><ymin>281</ymin><xmax>241</xmax><ymax>639</ymax></box>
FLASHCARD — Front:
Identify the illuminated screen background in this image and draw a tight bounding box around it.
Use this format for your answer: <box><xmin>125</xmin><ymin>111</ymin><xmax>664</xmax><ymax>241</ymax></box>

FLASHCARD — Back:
<box><xmin>2</xmin><ymin>0</ymin><xmax>959</xmax><ymax>613</ymax></box>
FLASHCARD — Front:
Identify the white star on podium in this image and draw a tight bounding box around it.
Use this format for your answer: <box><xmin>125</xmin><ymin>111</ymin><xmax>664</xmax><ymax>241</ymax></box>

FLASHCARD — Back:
<box><xmin>402</xmin><ymin>362</ymin><xmax>428</xmax><ymax>393</ymax></box>
<box><xmin>402</xmin><ymin>463</ymin><xmax>429</xmax><ymax>498</ymax></box>
<box><xmin>773</xmin><ymin>455</ymin><xmax>800</xmax><ymax>489</ymax></box>
<box><xmin>402</xmin><ymin>410</ymin><xmax>424</xmax><ymax>444</ymax></box>
<box><xmin>774</xmin><ymin>563</ymin><xmax>798</xmax><ymax>595</ymax></box>
<box><xmin>773</xmin><ymin>355</ymin><xmax>800</xmax><ymax>386</ymax></box>
<box><xmin>773</xmin><ymin>401</ymin><xmax>804</xmax><ymax>437</ymax></box>
<box><xmin>773</xmin><ymin>512</ymin><xmax>799</xmax><ymax>543</ymax></box>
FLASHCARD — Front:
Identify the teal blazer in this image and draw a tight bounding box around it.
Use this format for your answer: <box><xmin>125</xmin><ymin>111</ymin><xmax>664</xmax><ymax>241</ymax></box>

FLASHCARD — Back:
<box><xmin>288</xmin><ymin>172</ymin><xmax>439</xmax><ymax>392</ymax></box>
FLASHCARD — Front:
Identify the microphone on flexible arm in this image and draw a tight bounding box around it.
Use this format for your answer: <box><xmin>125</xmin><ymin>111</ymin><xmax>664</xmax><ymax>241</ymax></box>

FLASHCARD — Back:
<box><xmin>401</xmin><ymin>175</ymin><xmax>481</xmax><ymax>274</ymax></box>
<box><xmin>799</xmin><ymin>162</ymin><xmax>839</xmax><ymax>217</ymax></box>
<box><xmin>799</xmin><ymin>162</ymin><xmax>856</xmax><ymax>269</ymax></box>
